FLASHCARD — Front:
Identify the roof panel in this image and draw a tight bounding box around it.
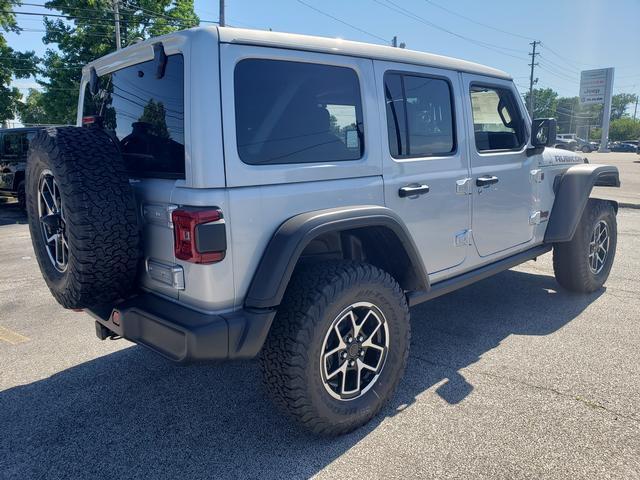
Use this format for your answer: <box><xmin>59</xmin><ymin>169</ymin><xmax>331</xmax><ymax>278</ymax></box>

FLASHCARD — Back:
<box><xmin>218</xmin><ymin>27</ymin><xmax>511</xmax><ymax>80</ymax></box>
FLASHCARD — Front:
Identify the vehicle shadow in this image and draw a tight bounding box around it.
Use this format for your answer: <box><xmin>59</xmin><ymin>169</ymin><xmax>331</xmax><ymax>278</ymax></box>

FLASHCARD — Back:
<box><xmin>0</xmin><ymin>201</ymin><xmax>28</xmax><ymax>226</ymax></box>
<box><xmin>0</xmin><ymin>268</ymin><xmax>601</xmax><ymax>479</ymax></box>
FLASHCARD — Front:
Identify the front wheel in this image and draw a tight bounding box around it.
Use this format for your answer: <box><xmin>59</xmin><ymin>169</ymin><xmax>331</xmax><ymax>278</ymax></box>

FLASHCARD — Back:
<box><xmin>260</xmin><ymin>261</ymin><xmax>410</xmax><ymax>435</ymax></box>
<box><xmin>553</xmin><ymin>199</ymin><xmax>617</xmax><ymax>293</ymax></box>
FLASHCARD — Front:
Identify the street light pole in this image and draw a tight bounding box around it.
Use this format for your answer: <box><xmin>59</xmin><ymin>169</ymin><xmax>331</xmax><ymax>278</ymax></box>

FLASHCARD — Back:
<box><xmin>219</xmin><ymin>0</ymin><xmax>225</xmax><ymax>27</ymax></box>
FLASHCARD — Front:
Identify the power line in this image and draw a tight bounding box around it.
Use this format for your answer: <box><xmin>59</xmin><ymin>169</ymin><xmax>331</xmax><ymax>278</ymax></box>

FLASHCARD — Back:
<box><xmin>6</xmin><ymin>6</ymin><xmax>217</xmax><ymax>27</ymax></box>
<box><xmin>295</xmin><ymin>0</ymin><xmax>389</xmax><ymax>43</ymax></box>
<box><xmin>21</xmin><ymin>1</ymin><xmax>216</xmax><ymax>24</ymax></box>
<box><xmin>372</xmin><ymin>0</ymin><xmax>529</xmax><ymax>60</ymax></box>
<box><xmin>421</xmin><ymin>0</ymin><xmax>534</xmax><ymax>41</ymax></box>
<box><xmin>537</xmin><ymin>63</ymin><xmax>580</xmax><ymax>84</ymax></box>
<box><xmin>538</xmin><ymin>53</ymin><xmax>581</xmax><ymax>75</ymax></box>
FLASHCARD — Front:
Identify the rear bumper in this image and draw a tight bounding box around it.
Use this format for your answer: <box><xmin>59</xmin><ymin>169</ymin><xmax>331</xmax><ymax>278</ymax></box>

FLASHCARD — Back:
<box><xmin>87</xmin><ymin>293</ymin><xmax>276</xmax><ymax>363</ymax></box>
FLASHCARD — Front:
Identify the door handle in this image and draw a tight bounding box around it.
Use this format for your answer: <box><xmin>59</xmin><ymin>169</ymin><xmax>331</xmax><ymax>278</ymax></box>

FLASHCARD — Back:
<box><xmin>476</xmin><ymin>175</ymin><xmax>499</xmax><ymax>187</ymax></box>
<box><xmin>399</xmin><ymin>184</ymin><xmax>430</xmax><ymax>198</ymax></box>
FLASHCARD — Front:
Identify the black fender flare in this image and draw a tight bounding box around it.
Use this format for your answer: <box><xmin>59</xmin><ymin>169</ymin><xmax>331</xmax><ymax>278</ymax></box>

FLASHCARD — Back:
<box><xmin>544</xmin><ymin>163</ymin><xmax>620</xmax><ymax>243</ymax></box>
<box><xmin>244</xmin><ymin>206</ymin><xmax>429</xmax><ymax>309</ymax></box>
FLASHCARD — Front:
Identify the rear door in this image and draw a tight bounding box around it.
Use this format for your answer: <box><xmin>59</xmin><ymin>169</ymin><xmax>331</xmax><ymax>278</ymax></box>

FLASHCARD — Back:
<box><xmin>375</xmin><ymin>61</ymin><xmax>471</xmax><ymax>278</ymax></box>
<box><xmin>462</xmin><ymin>75</ymin><xmax>535</xmax><ymax>257</ymax></box>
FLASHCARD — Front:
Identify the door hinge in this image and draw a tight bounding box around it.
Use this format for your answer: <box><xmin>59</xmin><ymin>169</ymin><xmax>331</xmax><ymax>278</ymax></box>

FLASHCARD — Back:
<box><xmin>530</xmin><ymin>169</ymin><xmax>545</xmax><ymax>183</ymax></box>
<box><xmin>455</xmin><ymin>229</ymin><xmax>472</xmax><ymax>247</ymax></box>
<box><xmin>456</xmin><ymin>177</ymin><xmax>472</xmax><ymax>195</ymax></box>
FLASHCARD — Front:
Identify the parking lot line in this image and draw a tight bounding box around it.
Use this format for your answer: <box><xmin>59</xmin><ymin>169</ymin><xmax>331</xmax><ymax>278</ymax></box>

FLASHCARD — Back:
<box><xmin>0</xmin><ymin>325</ymin><xmax>30</xmax><ymax>345</ymax></box>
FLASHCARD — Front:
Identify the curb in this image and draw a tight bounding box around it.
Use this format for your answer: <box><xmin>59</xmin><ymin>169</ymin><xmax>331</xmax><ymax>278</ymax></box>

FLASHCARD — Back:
<box><xmin>619</xmin><ymin>203</ymin><xmax>640</xmax><ymax>210</ymax></box>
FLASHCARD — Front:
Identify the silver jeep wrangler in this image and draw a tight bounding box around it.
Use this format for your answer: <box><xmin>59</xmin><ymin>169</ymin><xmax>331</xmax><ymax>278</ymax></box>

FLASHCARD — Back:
<box><xmin>25</xmin><ymin>27</ymin><xmax>620</xmax><ymax>435</ymax></box>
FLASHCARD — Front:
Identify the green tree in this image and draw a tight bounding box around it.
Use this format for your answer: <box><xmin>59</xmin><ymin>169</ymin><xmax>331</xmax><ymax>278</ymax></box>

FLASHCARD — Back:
<box><xmin>610</xmin><ymin>93</ymin><xmax>638</xmax><ymax>120</ymax></box>
<box><xmin>138</xmin><ymin>99</ymin><xmax>169</xmax><ymax>138</ymax></box>
<box><xmin>16</xmin><ymin>88</ymin><xmax>48</xmax><ymax>124</ymax></box>
<box><xmin>22</xmin><ymin>0</ymin><xmax>198</xmax><ymax>125</ymax></box>
<box><xmin>608</xmin><ymin>118</ymin><xmax>640</xmax><ymax>142</ymax></box>
<box><xmin>0</xmin><ymin>1</ymin><xmax>38</xmax><ymax>124</ymax></box>
<box><xmin>523</xmin><ymin>88</ymin><xmax>558</xmax><ymax>119</ymax></box>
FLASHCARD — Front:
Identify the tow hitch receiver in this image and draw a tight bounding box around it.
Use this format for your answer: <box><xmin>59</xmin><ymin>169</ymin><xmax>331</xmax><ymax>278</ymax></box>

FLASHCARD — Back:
<box><xmin>95</xmin><ymin>321</ymin><xmax>115</xmax><ymax>340</ymax></box>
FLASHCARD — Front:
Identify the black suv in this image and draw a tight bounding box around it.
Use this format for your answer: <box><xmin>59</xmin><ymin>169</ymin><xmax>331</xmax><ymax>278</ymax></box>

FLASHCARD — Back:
<box><xmin>0</xmin><ymin>127</ymin><xmax>41</xmax><ymax>209</ymax></box>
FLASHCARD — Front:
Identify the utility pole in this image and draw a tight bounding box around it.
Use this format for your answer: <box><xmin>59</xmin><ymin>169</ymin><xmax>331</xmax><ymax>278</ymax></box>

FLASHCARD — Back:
<box><xmin>113</xmin><ymin>0</ymin><xmax>121</xmax><ymax>50</ymax></box>
<box><xmin>528</xmin><ymin>40</ymin><xmax>540</xmax><ymax>118</ymax></box>
<box><xmin>634</xmin><ymin>95</ymin><xmax>638</xmax><ymax>121</ymax></box>
<box><xmin>219</xmin><ymin>0</ymin><xmax>225</xmax><ymax>27</ymax></box>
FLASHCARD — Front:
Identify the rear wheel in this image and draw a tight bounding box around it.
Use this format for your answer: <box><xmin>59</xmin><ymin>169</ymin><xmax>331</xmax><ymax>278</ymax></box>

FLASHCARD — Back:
<box><xmin>553</xmin><ymin>199</ymin><xmax>617</xmax><ymax>293</ymax></box>
<box><xmin>260</xmin><ymin>261</ymin><xmax>410</xmax><ymax>435</ymax></box>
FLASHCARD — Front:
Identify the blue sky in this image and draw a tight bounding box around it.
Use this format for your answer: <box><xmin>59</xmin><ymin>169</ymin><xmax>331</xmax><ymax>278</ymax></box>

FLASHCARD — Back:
<box><xmin>6</xmin><ymin>0</ymin><xmax>640</xmax><ymax>100</ymax></box>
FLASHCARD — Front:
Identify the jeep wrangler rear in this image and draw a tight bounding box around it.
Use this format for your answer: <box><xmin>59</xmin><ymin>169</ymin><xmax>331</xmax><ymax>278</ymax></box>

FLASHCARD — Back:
<box><xmin>26</xmin><ymin>26</ymin><xmax>619</xmax><ymax>435</ymax></box>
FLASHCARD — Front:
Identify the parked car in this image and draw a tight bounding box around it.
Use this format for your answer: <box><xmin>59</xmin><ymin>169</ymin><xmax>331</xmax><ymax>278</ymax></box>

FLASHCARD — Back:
<box><xmin>0</xmin><ymin>127</ymin><xmax>40</xmax><ymax>209</ymax></box>
<box><xmin>24</xmin><ymin>27</ymin><xmax>620</xmax><ymax>435</ymax></box>
<box><xmin>610</xmin><ymin>142</ymin><xmax>637</xmax><ymax>152</ymax></box>
<box><xmin>553</xmin><ymin>137</ymin><xmax>578</xmax><ymax>151</ymax></box>
<box><xmin>575</xmin><ymin>137</ymin><xmax>597</xmax><ymax>153</ymax></box>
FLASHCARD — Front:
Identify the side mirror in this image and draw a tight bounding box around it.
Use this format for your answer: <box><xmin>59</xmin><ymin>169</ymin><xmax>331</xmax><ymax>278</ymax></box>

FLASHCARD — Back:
<box><xmin>531</xmin><ymin>118</ymin><xmax>557</xmax><ymax>148</ymax></box>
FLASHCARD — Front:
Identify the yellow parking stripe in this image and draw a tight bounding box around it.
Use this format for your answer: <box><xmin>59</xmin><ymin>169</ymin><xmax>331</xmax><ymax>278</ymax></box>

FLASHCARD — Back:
<box><xmin>0</xmin><ymin>325</ymin><xmax>30</xmax><ymax>345</ymax></box>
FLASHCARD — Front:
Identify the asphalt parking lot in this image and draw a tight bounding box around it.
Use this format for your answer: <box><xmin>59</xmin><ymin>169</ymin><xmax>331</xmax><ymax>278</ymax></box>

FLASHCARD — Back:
<box><xmin>1</xmin><ymin>157</ymin><xmax>639</xmax><ymax>479</ymax></box>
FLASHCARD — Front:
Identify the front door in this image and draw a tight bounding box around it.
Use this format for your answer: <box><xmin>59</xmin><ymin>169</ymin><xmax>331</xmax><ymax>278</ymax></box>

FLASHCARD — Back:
<box><xmin>462</xmin><ymin>74</ymin><xmax>535</xmax><ymax>257</ymax></box>
<box><xmin>375</xmin><ymin>61</ymin><xmax>471</xmax><ymax>276</ymax></box>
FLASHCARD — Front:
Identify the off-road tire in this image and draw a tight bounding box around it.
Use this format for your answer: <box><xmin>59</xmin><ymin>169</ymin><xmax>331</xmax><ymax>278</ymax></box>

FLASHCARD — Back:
<box><xmin>553</xmin><ymin>199</ymin><xmax>617</xmax><ymax>293</ymax></box>
<box><xmin>259</xmin><ymin>261</ymin><xmax>410</xmax><ymax>435</ymax></box>
<box><xmin>26</xmin><ymin>127</ymin><xmax>140</xmax><ymax>309</ymax></box>
<box><xmin>17</xmin><ymin>180</ymin><xmax>26</xmax><ymax>211</ymax></box>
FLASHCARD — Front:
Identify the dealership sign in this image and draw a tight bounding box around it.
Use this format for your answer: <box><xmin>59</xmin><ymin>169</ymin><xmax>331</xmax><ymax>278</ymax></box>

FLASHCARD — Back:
<box><xmin>579</xmin><ymin>68</ymin><xmax>614</xmax><ymax>105</ymax></box>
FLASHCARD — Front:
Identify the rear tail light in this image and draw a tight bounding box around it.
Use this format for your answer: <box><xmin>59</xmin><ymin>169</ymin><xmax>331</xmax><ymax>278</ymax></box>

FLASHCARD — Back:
<box><xmin>82</xmin><ymin>115</ymin><xmax>97</xmax><ymax>126</ymax></box>
<box><xmin>171</xmin><ymin>208</ymin><xmax>226</xmax><ymax>264</ymax></box>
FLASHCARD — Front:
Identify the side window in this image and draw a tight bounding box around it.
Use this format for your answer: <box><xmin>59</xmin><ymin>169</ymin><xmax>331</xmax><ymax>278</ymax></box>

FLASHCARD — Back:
<box><xmin>234</xmin><ymin>59</ymin><xmax>364</xmax><ymax>165</ymax></box>
<box><xmin>384</xmin><ymin>72</ymin><xmax>455</xmax><ymax>158</ymax></box>
<box><xmin>470</xmin><ymin>85</ymin><xmax>525</xmax><ymax>152</ymax></box>
<box><xmin>3</xmin><ymin>134</ymin><xmax>22</xmax><ymax>157</ymax></box>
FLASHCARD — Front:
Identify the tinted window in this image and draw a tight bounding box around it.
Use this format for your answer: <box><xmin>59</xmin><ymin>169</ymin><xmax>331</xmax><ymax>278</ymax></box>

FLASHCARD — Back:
<box><xmin>83</xmin><ymin>55</ymin><xmax>185</xmax><ymax>178</ymax></box>
<box><xmin>470</xmin><ymin>85</ymin><xmax>525</xmax><ymax>152</ymax></box>
<box><xmin>384</xmin><ymin>73</ymin><xmax>455</xmax><ymax>158</ymax></box>
<box><xmin>2</xmin><ymin>133</ymin><xmax>26</xmax><ymax>157</ymax></box>
<box><xmin>234</xmin><ymin>59</ymin><xmax>364</xmax><ymax>165</ymax></box>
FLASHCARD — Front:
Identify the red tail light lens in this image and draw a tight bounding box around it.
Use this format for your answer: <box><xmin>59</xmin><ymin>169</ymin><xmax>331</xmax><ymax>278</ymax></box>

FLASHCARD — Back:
<box><xmin>172</xmin><ymin>209</ymin><xmax>226</xmax><ymax>264</ymax></box>
<box><xmin>82</xmin><ymin>116</ymin><xmax>97</xmax><ymax>126</ymax></box>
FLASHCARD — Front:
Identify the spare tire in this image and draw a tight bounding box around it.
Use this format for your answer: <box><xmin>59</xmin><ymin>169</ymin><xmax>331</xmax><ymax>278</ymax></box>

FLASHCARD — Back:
<box><xmin>26</xmin><ymin>127</ymin><xmax>140</xmax><ymax>309</ymax></box>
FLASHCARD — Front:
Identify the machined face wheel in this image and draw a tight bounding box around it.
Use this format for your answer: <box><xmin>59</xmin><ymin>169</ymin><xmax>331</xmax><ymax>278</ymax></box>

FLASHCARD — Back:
<box><xmin>588</xmin><ymin>220</ymin><xmax>610</xmax><ymax>275</ymax></box>
<box><xmin>37</xmin><ymin>170</ymin><xmax>68</xmax><ymax>273</ymax></box>
<box><xmin>320</xmin><ymin>302</ymin><xmax>389</xmax><ymax>401</ymax></box>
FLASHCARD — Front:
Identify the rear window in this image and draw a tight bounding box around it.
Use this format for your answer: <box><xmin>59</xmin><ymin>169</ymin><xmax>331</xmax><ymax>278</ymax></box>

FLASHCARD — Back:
<box><xmin>83</xmin><ymin>54</ymin><xmax>185</xmax><ymax>178</ymax></box>
<box><xmin>234</xmin><ymin>59</ymin><xmax>364</xmax><ymax>165</ymax></box>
